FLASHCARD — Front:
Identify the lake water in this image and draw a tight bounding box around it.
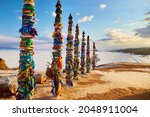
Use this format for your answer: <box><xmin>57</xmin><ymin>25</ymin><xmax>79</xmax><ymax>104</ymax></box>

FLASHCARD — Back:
<box><xmin>0</xmin><ymin>50</ymin><xmax>150</xmax><ymax>71</ymax></box>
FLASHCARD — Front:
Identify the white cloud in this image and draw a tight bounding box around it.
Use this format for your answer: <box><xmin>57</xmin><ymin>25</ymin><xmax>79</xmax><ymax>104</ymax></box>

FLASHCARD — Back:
<box><xmin>124</xmin><ymin>22</ymin><xmax>137</xmax><ymax>27</ymax></box>
<box><xmin>99</xmin><ymin>3</ymin><xmax>107</xmax><ymax>9</ymax></box>
<box><xmin>78</xmin><ymin>15</ymin><xmax>94</xmax><ymax>23</ymax></box>
<box><xmin>0</xmin><ymin>35</ymin><xmax>19</xmax><ymax>49</ymax></box>
<box><xmin>18</xmin><ymin>16</ymin><xmax>22</xmax><ymax>20</ymax></box>
<box><xmin>128</xmin><ymin>22</ymin><xmax>138</xmax><ymax>26</ymax></box>
<box><xmin>122</xmin><ymin>20</ymin><xmax>139</xmax><ymax>27</ymax></box>
<box><xmin>0</xmin><ymin>35</ymin><xmax>52</xmax><ymax>50</ymax></box>
<box><xmin>144</xmin><ymin>17</ymin><xmax>150</xmax><ymax>22</ymax></box>
<box><xmin>105</xmin><ymin>29</ymin><xmax>132</xmax><ymax>43</ymax></box>
<box><xmin>36</xmin><ymin>18</ymin><xmax>40</xmax><ymax>22</ymax></box>
<box><xmin>62</xmin><ymin>32</ymin><xmax>68</xmax><ymax>38</ymax></box>
<box><xmin>43</xmin><ymin>28</ymin><xmax>52</xmax><ymax>38</ymax></box>
<box><xmin>52</xmin><ymin>12</ymin><xmax>56</xmax><ymax>17</ymax></box>
<box><xmin>135</xmin><ymin>24</ymin><xmax>150</xmax><ymax>38</ymax></box>
<box><xmin>0</xmin><ymin>35</ymin><xmax>19</xmax><ymax>42</ymax></box>
<box><xmin>113</xmin><ymin>18</ymin><xmax>121</xmax><ymax>23</ymax></box>
<box><xmin>145</xmin><ymin>11</ymin><xmax>150</xmax><ymax>15</ymax></box>
<box><xmin>34</xmin><ymin>38</ymin><xmax>53</xmax><ymax>50</ymax></box>
<box><xmin>98</xmin><ymin>29</ymin><xmax>150</xmax><ymax>49</ymax></box>
<box><xmin>76</xmin><ymin>12</ymin><xmax>80</xmax><ymax>16</ymax></box>
<box><xmin>135</xmin><ymin>12</ymin><xmax>150</xmax><ymax>38</ymax></box>
<box><xmin>128</xmin><ymin>19</ymin><xmax>135</xmax><ymax>22</ymax></box>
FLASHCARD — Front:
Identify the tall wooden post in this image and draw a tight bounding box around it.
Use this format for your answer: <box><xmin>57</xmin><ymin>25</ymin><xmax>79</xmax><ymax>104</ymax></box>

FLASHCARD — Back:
<box><xmin>92</xmin><ymin>42</ymin><xmax>96</xmax><ymax>70</ymax></box>
<box><xmin>86</xmin><ymin>36</ymin><xmax>91</xmax><ymax>73</ymax></box>
<box><xmin>16</xmin><ymin>0</ymin><xmax>37</xmax><ymax>100</ymax></box>
<box><xmin>65</xmin><ymin>14</ymin><xmax>74</xmax><ymax>86</ymax></box>
<box><xmin>73</xmin><ymin>24</ymin><xmax>80</xmax><ymax>80</ymax></box>
<box><xmin>80</xmin><ymin>31</ymin><xmax>86</xmax><ymax>74</ymax></box>
<box><xmin>51</xmin><ymin>0</ymin><xmax>63</xmax><ymax>96</ymax></box>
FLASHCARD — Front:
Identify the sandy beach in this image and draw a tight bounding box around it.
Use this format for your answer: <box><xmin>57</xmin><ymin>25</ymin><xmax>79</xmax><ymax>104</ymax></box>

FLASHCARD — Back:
<box><xmin>0</xmin><ymin>62</ymin><xmax>150</xmax><ymax>100</ymax></box>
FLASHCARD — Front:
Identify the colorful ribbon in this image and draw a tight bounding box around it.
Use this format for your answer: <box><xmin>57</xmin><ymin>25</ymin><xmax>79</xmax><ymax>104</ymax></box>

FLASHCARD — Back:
<box><xmin>65</xmin><ymin>14</ymin><xmax>74</xmax><ymax>86</ymax></box>
<box><xmin>73</xmin><ymin>24</ymin><xmax>80</xmax><ymax>80</ymax></box>
<box><xmin>51</xmin><ymin>0</ymin><xmax>63</xmax><ymax>97</ymax></box>
<box><xmin>92</xmin><ymin>42</ymin><xmax>96</xmax><ymax>70</ymax></box>
<box><xmin>16</xmin><ymin>0</ymin><xmax>37</xmax><ymax>100</ymax></box>
<box><xmin>80</xmin><ymin>31</ymin><xmax>86</xmax><ymax>74</ymax></box>
<box><xmin>86</xmin><ymin>36</ymin><xmax>91</xmax><ymax>73</ymax></box>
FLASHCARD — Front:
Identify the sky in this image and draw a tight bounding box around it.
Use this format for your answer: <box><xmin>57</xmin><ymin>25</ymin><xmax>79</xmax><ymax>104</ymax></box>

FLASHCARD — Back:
<box><xmin>0</xmin><ymin>0</ymin><xmax>150</xmax><ymax>50</ymax></box>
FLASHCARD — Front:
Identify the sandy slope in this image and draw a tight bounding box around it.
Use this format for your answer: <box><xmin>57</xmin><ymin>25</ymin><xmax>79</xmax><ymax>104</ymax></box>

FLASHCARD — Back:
<box><xmin>0</xmin><ymin>62</ymin><xmax>150</xmax><ymax>100</ymax></box>
<box><xmin>34</xmin><ymin>62</ymin><xmax>150</xmax><ymax>100</ymax></box>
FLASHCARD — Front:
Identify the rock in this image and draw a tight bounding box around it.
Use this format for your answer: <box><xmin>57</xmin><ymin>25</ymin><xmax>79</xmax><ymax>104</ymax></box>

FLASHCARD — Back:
<box><xmin>62</xmin><ymin>69</ymin><xmax>66</xmax><ymax>73</ymax></box>
<box><xmin>35</xmin><ymin>73</ymin><xmax>46</xmax><ymax>84</ymax></box>
<box><xmin>0</xmin><ymin>58</ymin><xmax>9</xmax><ymax>70</ymax></box>
<box><xmin>46</xmin><ymin>67</ymin><xmax>53</xmax><ymax>78</ymax></box>
<box><xmin>0</xmin><ymin>75</ymin><xmax>18</xmax><ymax>97</ymax></box>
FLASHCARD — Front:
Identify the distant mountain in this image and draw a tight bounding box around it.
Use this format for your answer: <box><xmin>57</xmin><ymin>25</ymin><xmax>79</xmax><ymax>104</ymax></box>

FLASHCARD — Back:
<box><xmin>96</xmin><ymin>38</ymin><xmax>112</xmax><ymax>42</ymax></box>
<box><xmin>0</xmin><ymin>47</ymin><xmax>18</xmax><ymax>50</ymax></box>
<box><xmin>112</xmin><ymin>47</ymin><xmax>150</xmax><ymax>55</ymax></box>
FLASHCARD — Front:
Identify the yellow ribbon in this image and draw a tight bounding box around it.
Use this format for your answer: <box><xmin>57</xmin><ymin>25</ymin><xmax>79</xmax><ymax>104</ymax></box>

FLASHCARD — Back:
<box><xmin>18</xmin><ymin>66</ymin><xmax>32</xmax><ymax>79</ymax></box>
<box><xmin>24</xmin><ymin>0</ymin><xmax>34</xmax><ymax>4</ymax></box>
<box><xmin>52</xmin><ymin>30</ymin><xmax>60</xmax><ymax>37</ymax></box>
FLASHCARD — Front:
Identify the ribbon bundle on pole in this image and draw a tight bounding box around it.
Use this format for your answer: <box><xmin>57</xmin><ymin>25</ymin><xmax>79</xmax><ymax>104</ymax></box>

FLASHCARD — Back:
<box><xmin>16</xmin><ymin>0</ymin><xmax>37</xmax><ymax>100</ymax></box>
<box><xmin>80</xmin><ymin>31</ymin><xmax>86</xmax><ymax>74</ymax></box>
<box><xmin>51</xmin><ymin>0</ymin><xmax>63</xmax><ymax>96</ymax></box>
<box><xmin>92</xmin><ymin>42</ymin><xmax>96</xmax><ymax>70</ymax></box>
<box><xmin>86</xmin><ymin>36</ymin><xmax>91</xmax><ymax>73</ymax></box>
<box><xmin>65</xmin><ymin>14</ymin><xmax>74</xmax><ymax>86</ymax></box>
<box><xmin>73</xmin><ymin>24</ymin><xmax>80</xmax><ymax>80</ymax></box>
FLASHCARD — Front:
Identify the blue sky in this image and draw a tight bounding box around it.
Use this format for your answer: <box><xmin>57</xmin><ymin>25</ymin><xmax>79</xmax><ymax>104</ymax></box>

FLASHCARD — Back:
<box><xmin>0</xmin><ymin>0</ymin><xmax>150</xmax><ymax>49</ymax></box>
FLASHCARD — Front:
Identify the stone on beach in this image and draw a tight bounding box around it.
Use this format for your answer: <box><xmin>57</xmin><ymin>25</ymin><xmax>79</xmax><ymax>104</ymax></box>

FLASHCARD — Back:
<box><xmin>35</xmin><ymin>73</ymin><xmax>46</xmax><ymax>84</ymax></box>
<box><xmin>0</xmin><ymin>75</ymin><xmax>18</xmax><ymax>97</ymax></box>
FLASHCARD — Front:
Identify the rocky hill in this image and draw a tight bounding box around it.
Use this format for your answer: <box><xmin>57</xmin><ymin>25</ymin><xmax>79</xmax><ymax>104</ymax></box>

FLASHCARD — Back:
<box><xmin>0</xmin><ymin>58</ymin><xmax>9</xmax><ymax>70</ymax></box>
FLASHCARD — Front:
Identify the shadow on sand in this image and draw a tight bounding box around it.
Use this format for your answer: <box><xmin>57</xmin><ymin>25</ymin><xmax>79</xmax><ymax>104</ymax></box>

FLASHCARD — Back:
<box><xmin>119</xmin><ymin>91</ymin><xmax>150</xmax><ymax>100</ymax></box>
